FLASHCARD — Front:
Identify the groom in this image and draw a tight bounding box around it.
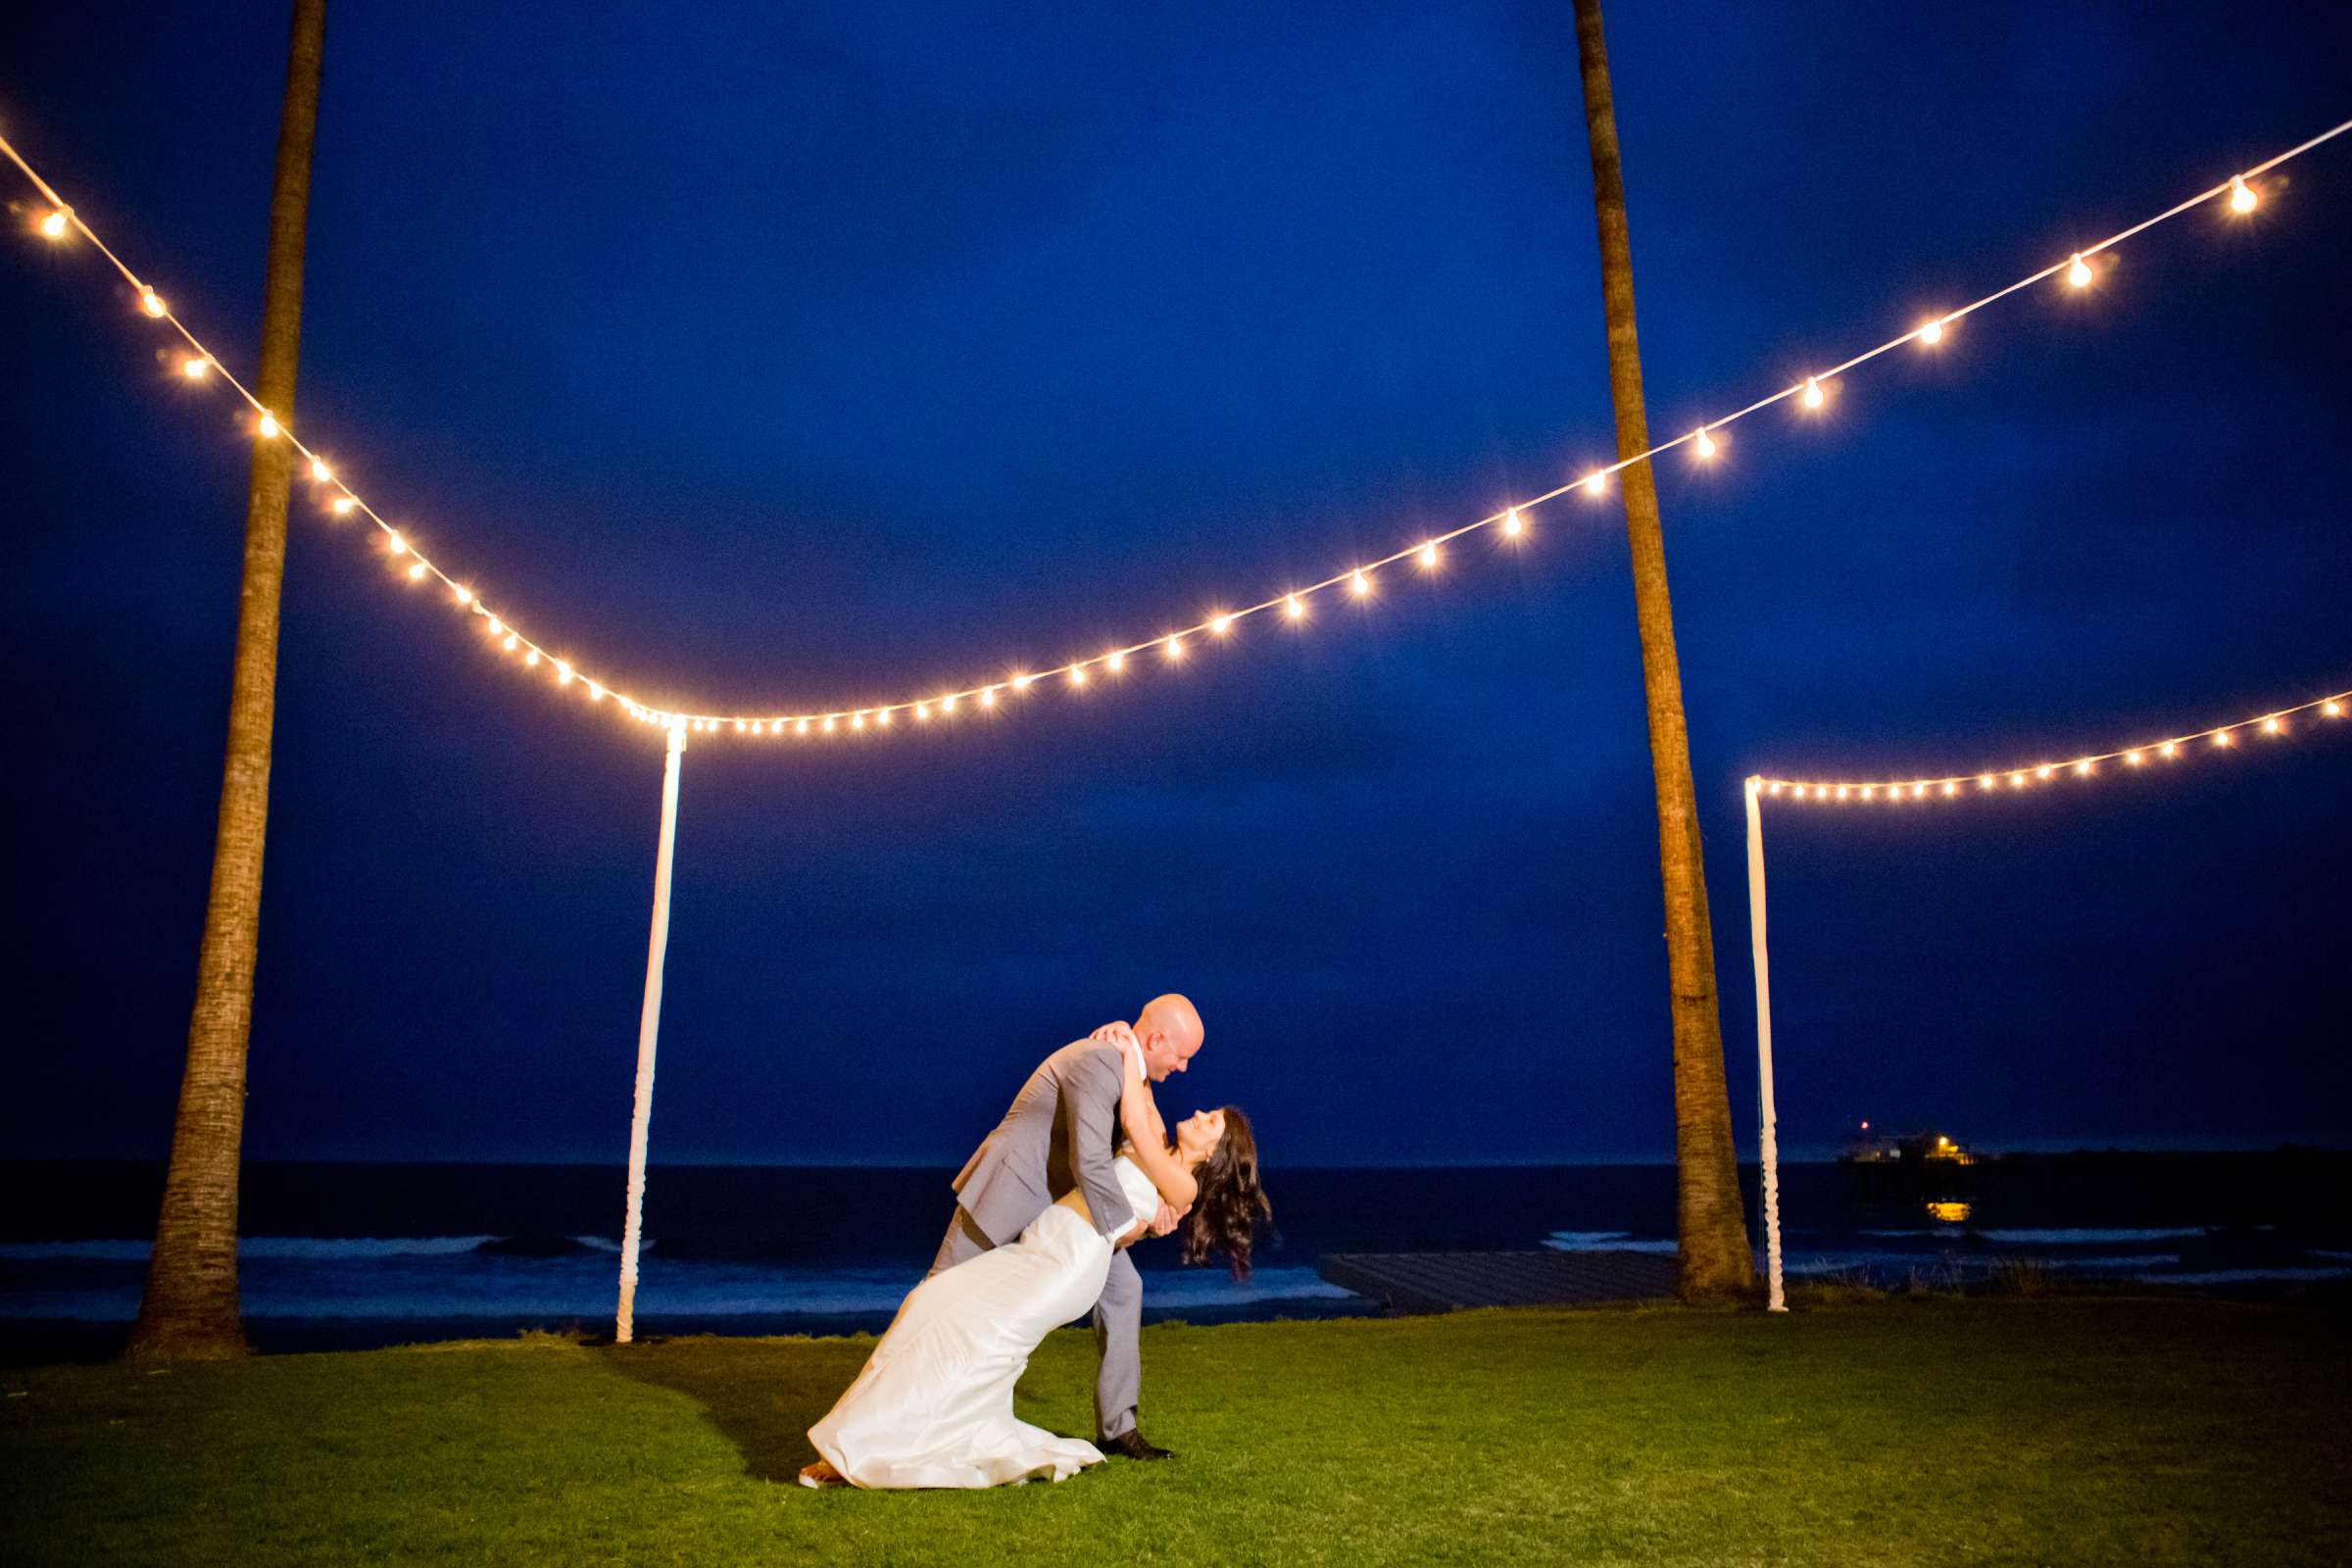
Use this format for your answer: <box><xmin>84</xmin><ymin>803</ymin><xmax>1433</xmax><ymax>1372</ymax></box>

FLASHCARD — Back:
<box><xmin>931</xmin><ymin>994</ymin><xmax>1205</xmax><ymax>1460</ymax></box>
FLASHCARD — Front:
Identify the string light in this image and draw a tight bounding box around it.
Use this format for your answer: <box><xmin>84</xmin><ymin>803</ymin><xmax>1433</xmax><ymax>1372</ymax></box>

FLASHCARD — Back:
<box><xmin>309</xmin><ymin>457</ymin><xmax>331</xmax><ymax>482</ymax></box>
<box><xmin>1107</xmin><ymin>649</ymin><xmax>1127</xmax><ymax>672</ymax></box>
<box><xmin>1068</xmin><ymin>665</ymin><xmax>1088</xmax><ymax>686</ymax></box>
<box><xmin>6</xmin><ymin>119</ymin><xmax>2346</xmax><ymax>744</ymax></box>
<box><xmin>1209</xmin><ymin>613</ymin><xmax>1233</xmax><ymax>637</ymax></box>
<box><xmin>406</xmin><ymin>562</ymin><xmax>427</xmax><ymax>581</ymax></box>
<box><xmin>1754</xmin><ymin>684</ymin><xmax>2348</xmax><ymax>805</ymax></box>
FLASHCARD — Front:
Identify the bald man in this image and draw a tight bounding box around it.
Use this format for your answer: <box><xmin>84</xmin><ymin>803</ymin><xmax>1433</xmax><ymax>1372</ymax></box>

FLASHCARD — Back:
<box><xmin>931</xmin><ymin>994</ymin><xmax>1205</xmax><ymax>1459</ymax></box>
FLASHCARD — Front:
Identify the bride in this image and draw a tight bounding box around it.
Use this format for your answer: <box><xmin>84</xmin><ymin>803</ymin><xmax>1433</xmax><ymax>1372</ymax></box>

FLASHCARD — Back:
<box><xmin>800</xmin><ymin>1038</ymin><xmax>1267</xmax><ymax>1489</ymax></box>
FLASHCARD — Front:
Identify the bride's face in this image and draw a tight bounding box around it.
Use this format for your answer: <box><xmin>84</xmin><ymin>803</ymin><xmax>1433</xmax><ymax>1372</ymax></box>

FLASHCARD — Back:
<box><xmin>1174</xmin><ymin>1108</ymin><xmax>1226</xmax><ymax>1165</ymax></box>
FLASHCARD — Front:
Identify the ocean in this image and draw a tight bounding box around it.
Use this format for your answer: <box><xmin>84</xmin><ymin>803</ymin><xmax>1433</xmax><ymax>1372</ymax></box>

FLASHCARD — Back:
<box><xmin>4</xmin><ymin>1155</ymin><xmax>2346</xmax><ymax>1361</ymax></box>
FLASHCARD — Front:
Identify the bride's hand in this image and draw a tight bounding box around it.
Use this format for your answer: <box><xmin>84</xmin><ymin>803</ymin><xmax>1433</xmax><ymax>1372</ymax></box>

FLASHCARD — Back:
<box><xmin>1091</xmin><ymin>1020</ymin><xmax>1136</xmax><ymax>1051</ymax></box>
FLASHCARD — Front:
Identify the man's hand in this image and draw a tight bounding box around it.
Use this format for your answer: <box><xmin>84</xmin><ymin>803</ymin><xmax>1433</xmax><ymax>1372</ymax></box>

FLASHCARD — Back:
<box><xmin>1149</xmin><ymin>1202</ymin><xmax>1189</xmax><ymax>1239</ymax></box>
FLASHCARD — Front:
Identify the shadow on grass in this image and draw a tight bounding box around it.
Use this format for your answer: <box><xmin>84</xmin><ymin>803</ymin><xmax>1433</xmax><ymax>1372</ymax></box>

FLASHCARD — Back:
<box><xmin>599</xmin><ymin>1336</ymin><xmax>874</xmax><ymax>1485</ymax></box>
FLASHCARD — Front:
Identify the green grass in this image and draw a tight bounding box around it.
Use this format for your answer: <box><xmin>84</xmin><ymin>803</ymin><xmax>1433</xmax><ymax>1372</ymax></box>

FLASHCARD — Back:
<box><xmin>3</xmin><ymin>1298</ymin><xmax>2346</xmax><ymax>1566</ymax></box>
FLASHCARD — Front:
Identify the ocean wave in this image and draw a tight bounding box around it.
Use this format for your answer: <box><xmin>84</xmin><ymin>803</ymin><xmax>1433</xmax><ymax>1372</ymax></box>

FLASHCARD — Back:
<box><xmin>0</xmin><ymin>1236</ymin><xmax>505</xmax><ymax>1263</ymax></box>
<box><xmin>1544</xmin><ymin>1232</ymin><xmax>1679</xmax><ymax>1254</ymax></box>
<box><xmin>1974</xmin><ymin>1227</ymin><xmax>2206</xmax><ymax>1245</ymax></box>
<box><xmin>2130</xmin><ymin>1265</ymin><xmax>2352</xmax><ymax>1286</ymax></box>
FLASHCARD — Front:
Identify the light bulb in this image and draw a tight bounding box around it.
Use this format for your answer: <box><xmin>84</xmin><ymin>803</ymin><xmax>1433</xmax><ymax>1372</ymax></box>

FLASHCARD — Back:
<box><xmin>1012</xmin><ymin>672</ymin><xmax>1033</xmax><ymax>691</ymax></box>
<box><xmin>310</xmin><ymin>458</ymin><xmax>331</xmax><ymax>482</ymax></box>
<box><xmin>1801</xmin><ymin>377</ymin><xmax>1825</xmax><ymax>410</ymax></box>
<box><xmin>1861</xmin><ymin>785</ymin><xmax>1876</xmax><ymax>800</ymax></box>
<box><xmin>1417</xmin><ymin>542</ymin><xmax>1439</xmax><ymax>568</ymax></box>
<box><xmin>1502</xmin><ymin>508</ymin><xmax>1523</xmax><ymax>537</ymax></box>
<box><xmin>1069</xmin><ymin>665</ymin><xmax>1088</xmax><ymax>686</ymax></box>
<box><xmin>915</xmin><ymin>703</ymin><xmax>932</xmax><ymax>721</ymax></box>
<box><xmin>823</xmin><ymin>715</ymin><xmax>837</xmax><ymax>732</ymax></box>
<box><xmin>2074</xmin><ymin>760</ymin><xmax>2093</xmax><ymax>776</ymax></box>
<box><xmin>1165</xmin><ymin>636</ymin><xmax>1184</xmax><ymax>661</ymax></box>
<box><xmin>2230</xmin><ymin>175</ymin><xmax>2257</xmax><ymax>214</ymax></box>
<box><xmin>452</xmin><ymin>584</ymin><xmax>471</xmax><ymax>605</ymax></box>
<box><xmin>797</xmin><ymin>717</ymin><xmax>811</xmax><ymax>734</ymax></box>
<box><xmin>487</xmin><ymin>616</ymin><xmax>504</xmax><ymax>635</ymax></box>
<box><xmin>942</xmin><ymin>694</ymin><xmax>958</xmax><ymax>713</ymax></box>
<box><xmin>407</xmin><ymin>562</ymin><xmax>427</xmax><ymax>581</ymax></box>
<box><xmin>735</xmin><ymin>719</ymin><xmax>747</xmax><ymax>734</ymax></box>
<box><xmin>1107</xmin><ymin>650</ymin><xmax>1126</xmax><ymax>672</ymax></box>
<box><xmin>1941</xmin><ymin>782</ymin><xmax>1956</xmax><ymax>797</ymax></box>
<box><xmin>181</xmin><ymin>357</ymin><xmax>210</xmax><ymax>379</ymax></box>
<box><xmin>2067</xmin><ymin>254</ymin><xmax>2093</xmax><ymax>289</ymax></box>
<box><xmin>852</xmin><ymin>712</ymin><xmax>865</xmax><ymax>731</ymax></box>
<box><xmin>1285</xmin><ymin>594</ymin><xmax>1306</xmax><ymax>618</ymax></box>
<box><xmin>1351</xmin><ymin>569</ymin><xmax>1372</xmax><ymax>596</ymax></box>
<box><xmin>38</xmin><ymin>210</ymin><xmax>69</xmax><ymax>240</ymax></box>
<box><xmin>1835</xmin><ymin>786</ymin><xmax>1849</xmax><ymax>800</ymax></box>
<box><xmin>2126</xmin><ymin>750</ymin><xmax>2143</xmax><ymax>765</ymax></box>
<box><xmin>2010</xmin><ymin>772</ymin><xmax>2027</xmax><ymax>788</ymax></box>
<box><xmin>2326</xmin><ymin>700</ymin><xmax>2344</xmax><ymax>717</ymax></box>
<box><xmin>330</xmin><ymin>496</ymin><xmax>355</xmax><ymax>514</ymax></box>
<box><xmin>525</xmin><ymin>651</ymin><xmax>541</xmax><ymax>667</ymax></box>
<box><xmin>1582</xmin><ymin>471</ymin><xmax>1606</xmax><ymax>497</ymax></box>
<box><xmin>2262</xmin><ymin>715</ymin><xmax>2283</xmax><ymax>735</ymax></box>
<box><xmin>1978</xmin><ymin>775</ymin><xmax>1993</xmax><ymax>790</ymax></box>
<box><xmin>2214</xmin><ymin>730</ymin><xmax>2233</xmax><ymax>747</ymax></box>
<box><xmin>257</xmin><ymin>413</ymin><xmax>280</xmax><ymax>439</ymax></box>
<box><xmin>1694</xmin><ymin>428</ymin><xmax>1717</xmax><ymax>460</ymax></box>
<box><xmin>2036</xmin><ymin>764</ymin><xmax>2054</xmax><ymax>780</ymax></box>
<box><xmin>503</xmin><ymin>634</ymin><xmax>518</xmax><ymax>653</ymax></box>
<box><xmin>877</xmin><ymin>708</ymin><xmax>893</xmax><ymax>726</ymax></box>
<box><xmin>587</xmin><ymin>683</ymin><xmax>604</xmax><ymax>702</ymax></box>
<box><xmin>557</xmin><ymin>662</ymin><xmax>574</xmax><ymax>684</ymax></box>
<box><xmin>2160</xmin><ymin>740</ymin><xmax>2178</xmax><ymax>758</ymax></box>
<box><xmin>1209</xmin><ymin>614</ymin><xmax>1232</xmax><ymax>637</ymax></box>
<box><xmin>1918</xmin><ymin>318</ymin><xmax>1943</xmax><ymax>345</ymax></box>
<box><xmin>981</xmin><ymin>688</ymin><xmax>998</xmax><ymax>708</ymax></box>
<box><xmin>140</xmin><ymin>288</ymin><xmax>166</xmax><ymax>318</ymax></box>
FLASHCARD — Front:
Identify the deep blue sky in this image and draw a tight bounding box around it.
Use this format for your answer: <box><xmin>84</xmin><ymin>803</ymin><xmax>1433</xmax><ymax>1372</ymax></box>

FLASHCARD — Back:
<box><xmin>4</xmin><ymin>2</ymin><xmax>2347</xmax><ymax>1167</ymax></box>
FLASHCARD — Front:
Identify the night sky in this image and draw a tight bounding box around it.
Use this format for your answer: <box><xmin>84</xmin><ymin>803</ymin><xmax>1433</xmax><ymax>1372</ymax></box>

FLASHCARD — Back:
<box><xmin>5</xmin><ymin>2</ymin><xmax>2347</xmax><ymax>1169</ymax></box>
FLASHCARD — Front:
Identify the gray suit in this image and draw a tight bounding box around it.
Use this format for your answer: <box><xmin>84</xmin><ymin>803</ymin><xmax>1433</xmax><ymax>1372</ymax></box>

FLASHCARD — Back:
<box><xmin>929</xmin><ymin>1038</ymin><xmax>1145</xmax><ymax>1442</ymax></box>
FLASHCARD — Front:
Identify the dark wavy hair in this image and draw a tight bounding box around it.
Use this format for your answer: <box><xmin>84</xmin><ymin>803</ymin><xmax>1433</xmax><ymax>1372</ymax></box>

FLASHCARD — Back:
<box><xmin>1180</xmin><ymin>1106</ymin><xmax>1271</xmax><ymax>1281</ymax></box>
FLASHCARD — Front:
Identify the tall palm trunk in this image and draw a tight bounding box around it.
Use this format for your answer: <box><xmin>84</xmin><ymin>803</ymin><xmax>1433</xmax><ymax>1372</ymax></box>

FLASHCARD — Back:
<box><xmin>127</xmin><ymin>0</ymin><xmax>329</xmax><ymax>1362</ymax></box>
<box><xmin>1569</xmin><ymin>0</ymin><xmax>1756</xmax><ymax>1300</ymax></box>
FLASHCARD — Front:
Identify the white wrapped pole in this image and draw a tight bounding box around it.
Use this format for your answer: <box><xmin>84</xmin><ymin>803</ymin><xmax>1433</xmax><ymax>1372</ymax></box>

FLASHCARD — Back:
<box><xmin>616</xmin><ymin>720</ymin><xmax>687</xmax><ymax>1344</ymax></box>
<box><xmin>1744</xmin><ymin>777</ymin><xmax>1787</xmax><ymax>1312</ymax></box>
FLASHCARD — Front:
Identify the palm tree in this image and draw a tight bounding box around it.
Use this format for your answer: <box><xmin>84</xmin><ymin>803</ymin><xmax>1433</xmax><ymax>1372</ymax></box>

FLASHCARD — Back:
<box><xmin>127</xmin><ymin>0</ymin><xmax>329</xmax><ymax>1362</ymax></box>
<box><xmin>1568</xmin><ymin>0</ymin><xmax>1756</xmax><ymax>1301</ymax></box>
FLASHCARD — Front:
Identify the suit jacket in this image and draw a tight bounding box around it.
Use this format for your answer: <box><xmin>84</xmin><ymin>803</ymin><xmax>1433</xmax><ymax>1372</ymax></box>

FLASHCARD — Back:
<box><xmin>952</xmin><ymin>1039</ymin><xmax>1134</xmax><ymax>1248</ymax></box>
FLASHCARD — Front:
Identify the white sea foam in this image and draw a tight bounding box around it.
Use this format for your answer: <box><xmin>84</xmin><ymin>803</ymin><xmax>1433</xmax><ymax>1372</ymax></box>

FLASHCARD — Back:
<box><xmin>2130</xmin><ymin>1265</ymin><xmax>2352</xmax><ymax>1286</ymax></box>
<box><xmin>1544</xmin><ymin>1232</ymin><xmax>1679</xmax><ymax>1254</ymax></box>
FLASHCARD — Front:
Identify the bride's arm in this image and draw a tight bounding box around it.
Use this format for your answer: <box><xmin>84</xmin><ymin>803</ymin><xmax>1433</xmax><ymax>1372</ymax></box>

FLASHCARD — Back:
<box><xmin>1118</xmin><ymin>1044</ymin><xmax>1197</xmax><ymax>1210</ymax></box>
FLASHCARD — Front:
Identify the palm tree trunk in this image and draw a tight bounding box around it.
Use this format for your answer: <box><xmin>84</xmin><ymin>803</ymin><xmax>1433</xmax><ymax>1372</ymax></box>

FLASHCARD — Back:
<box><xmin>1568</xmin><ymin>0</ymin><xmax>1757</xmax><ymax>1301</ymax></box>
<box><xmin>127</xmin><ymin>0</ymin><xmax>328</xmax><ymax>1362</ymax></box>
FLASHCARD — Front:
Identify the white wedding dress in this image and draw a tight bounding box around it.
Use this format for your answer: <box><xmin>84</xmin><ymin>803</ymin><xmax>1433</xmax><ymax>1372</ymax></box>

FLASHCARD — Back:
<box><xmin>807</xmin><ymin>1152</ymin><xmax>1162</xmax><ymax>1489</ymax></box>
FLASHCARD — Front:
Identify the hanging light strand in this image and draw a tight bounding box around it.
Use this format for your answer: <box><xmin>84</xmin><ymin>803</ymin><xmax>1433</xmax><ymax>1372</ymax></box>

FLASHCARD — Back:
<box><xmin>1750</xmin><ymin>686</ymin><xmax>2350</xmax><ymax>805</ymax></box>
<box><xmin>5</xmin><ymin>119</ymin><xmax>2346</xmax><ymax>740</ymax></box>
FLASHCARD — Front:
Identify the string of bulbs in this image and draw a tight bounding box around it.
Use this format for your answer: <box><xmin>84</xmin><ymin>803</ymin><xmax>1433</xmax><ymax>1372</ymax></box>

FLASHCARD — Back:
<box><xmin>5</xmin><ymin>117</ymin><xmax>2347</xmax><ymax>743</ymax></box>
<box><xmin>1748</xmin><ymin>687</ymin><xmax>2349</xmax><ymax>805</ymax></box>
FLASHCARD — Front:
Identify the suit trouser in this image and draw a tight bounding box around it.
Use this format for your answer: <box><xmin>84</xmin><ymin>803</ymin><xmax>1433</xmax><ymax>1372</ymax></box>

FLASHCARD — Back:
<box><xmin>929</xmin><ymin>1206</ymin><xmax>1142</xmax><ymax>1442</ymax></box>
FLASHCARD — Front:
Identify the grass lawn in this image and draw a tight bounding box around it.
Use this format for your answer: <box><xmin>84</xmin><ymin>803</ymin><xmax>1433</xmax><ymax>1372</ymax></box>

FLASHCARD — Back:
<box><xmin>3</xmin><ymin>1297</ymin><xmax>2346</xmax><ymax>1566</ymax></box>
